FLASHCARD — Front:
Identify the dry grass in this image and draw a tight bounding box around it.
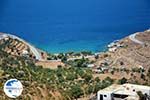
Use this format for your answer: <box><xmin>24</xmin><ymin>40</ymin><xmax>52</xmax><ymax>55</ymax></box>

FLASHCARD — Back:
<box><xmin>95</xmin><ymin>31</ymin><xmax>150</xmax><ymax>69</ymax></box>
<box><xmin>36</xmin><ymin>60</ymin><xmax>65</xmax><ymax>69</ymax></box>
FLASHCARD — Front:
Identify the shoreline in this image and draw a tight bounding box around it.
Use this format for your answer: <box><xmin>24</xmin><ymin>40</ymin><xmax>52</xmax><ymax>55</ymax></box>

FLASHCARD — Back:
<box><xmin>0</xmin><ymin>29</ymin><xmax>149</xmax><ymax>61</ymax></box>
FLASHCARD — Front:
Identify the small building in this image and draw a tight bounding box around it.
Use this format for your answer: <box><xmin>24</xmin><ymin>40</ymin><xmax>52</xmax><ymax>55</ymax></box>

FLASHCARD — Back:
<box><xmin>108</xmin><ymin>47</ymin><xmax>117</xmax><ymax>52</ymax></box>
<box><xmin>108</xmin><ymin>40</ymin><xmax>120</xmax><ymax>48</ymax></box>
<box><xmin>22</xmin><ymin>50</ymin><xmax>29</xmax><ymax>55</ymax></box>
<box><xmin>100</xmin><ymin>67</ymin><xmax>109</xmax><ymax>73</ymax></box>
<box><xmin>93</xmin><ymin>68</ymin><xmax>103</xmax><ymax>73</ymax></box>
<box><xmin>87</xmin><ymin>64</ymin><xmax>95</xmax><ymax>68</ymax></box>
<box><xmin>97</xmin><ymin>84</ymin><xmax>150</xmax><ymax>100</ymax></box>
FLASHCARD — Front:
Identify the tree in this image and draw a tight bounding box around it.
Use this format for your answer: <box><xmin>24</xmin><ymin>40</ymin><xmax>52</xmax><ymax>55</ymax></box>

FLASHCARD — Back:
<box><xmin>66</xmin><ymin>73</ymin><xmax>77</xmax><ymax>81</ymax></box>
<box><xmin>105</xmin><ymin>77</ymin><xmax>114</xmax><ymax>83</ymax></box>
<box><xmin>111</xmin><ymin>70</ymin><xmax>114</xmax><ymax>75</ymax></box>
<box><xmin>93</xmin><ymin>82</ymin><xmax>102</xmax><ymax>93</ymax></box>
<box><xmin>140</xmin><ymin>74</ymin><xmax>145</xmax><ymax>80</ymax></box>
<box><xmin>57</xmin><ymin>65</ymin><xmax>62</xmax><ymax>68</ymax></box>
<box><xmin>56</xmin><ymin>69</ymin><xmax>62</xmax><ymax>77</ymax></box>
<box><xmin>132</xmin><ymin>68</ymin><xmax>141</xmax><ymax>73</ymax></box>
<box><xmin>95</xmin><ymin>77</ymin><xmax>100</xmax><ymax>82</ymax></box>
<box><xmin>76</xmin><ymin>68</ymin><xmax>85</xmax><ymax>77</ymax></box>
<box><xmin>58</xmin><ymin>76</ymin><xmax>65</xmax><ymax>83</ymax></box>
<box><xmin>137</xmin><ymin>91</ymin><xmax>147</xmax><ymax>100</ymax></box>
<box><xmin>85</xmin><ymin>85</ymin><xmax>93</xmax><ymax>94</ymax></box>
<box><xmin>0</xmin><ymin>69</ymin><xmax>4</xmax><ymax>77</ymax></box>
<box><xmin>70</xmin><ymin>84</ymin><xmax>83</xmax><ymax>99</ymax></box>
<box><xmin>95</xmin><ymin>55</ymin><xmax>99</xmax><ymax>59</ymax></box>
<box><xmin>83</xmin><ymin>73</ymin><xmax>93</xmax><ymax>83</ymax></box>
<box><xmin>118</xmin><ymin>77</ymin><xmax>127</xmax><ymax>84</ymax></box>
<box><xmin>61</xmin><ymin>56</ymin><xmax>67</xmax><ymax>62</ymax></box>
<box><xmin>120</xmin><ymin>61</ymin><xmax>124</xmax><ymax>66</ymax></box>
<box><xmin>147</xmin><ymin>68</ymin><xmax>150</xmax><ymax>78</ymax></box>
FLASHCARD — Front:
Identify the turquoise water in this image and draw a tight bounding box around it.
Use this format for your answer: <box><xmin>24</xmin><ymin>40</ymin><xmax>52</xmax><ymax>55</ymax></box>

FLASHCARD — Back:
<box><xmin>0</xmin><ymin>0</ymin><xmax>150</xmax><ymax>53</ymax></box>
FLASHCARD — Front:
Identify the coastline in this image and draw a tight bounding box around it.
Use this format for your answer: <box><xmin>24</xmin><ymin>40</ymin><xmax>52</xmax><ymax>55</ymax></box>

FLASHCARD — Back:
<box><xmin>1</xmin><ymin>29</ymin><xmax>150</xmax><ymax>100</ymax></box>
<box><xmin>0</xmin><ymin>29</ymin><xmax>149</xmax><ymax>61</ymax></box>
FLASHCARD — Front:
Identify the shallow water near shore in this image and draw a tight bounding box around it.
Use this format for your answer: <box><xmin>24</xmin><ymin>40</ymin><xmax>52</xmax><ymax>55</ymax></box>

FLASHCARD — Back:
<box><xmin>0</xmin><ymin>0</ymin><xmax>150</xmax><ymax>53</ymax></box>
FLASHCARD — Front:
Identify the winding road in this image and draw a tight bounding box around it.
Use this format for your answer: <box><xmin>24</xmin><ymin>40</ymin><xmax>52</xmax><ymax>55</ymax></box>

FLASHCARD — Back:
<box><xmin>129</xmin><ymin>33</ymin><xmax>144</xmax><ymax>45</ymax></box>
<box><xmin>7</xmin><ymin>34</ymin><xmax>42</xmax><ymax>60</ymax></box>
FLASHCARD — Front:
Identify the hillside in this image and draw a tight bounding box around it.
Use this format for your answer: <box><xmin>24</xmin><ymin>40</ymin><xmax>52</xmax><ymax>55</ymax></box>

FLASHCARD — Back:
<box><xmin>0</xmin><ymin>30</ymin><xmax>150</xmax><ymax>100</ymax></box>
<box><xmin>0</xmin><ymin>49</ymin><xmax>115</xmax><ymax>100</ymax></box>
<box><xmin>95</xmin><ymin>30</ymin><xmax>150</xmax><ymax>69</ymax></box>
<box><xmin>92</xmin><ymin>30</ymin><xmax>150</xmax><ymax>86</ymax></box>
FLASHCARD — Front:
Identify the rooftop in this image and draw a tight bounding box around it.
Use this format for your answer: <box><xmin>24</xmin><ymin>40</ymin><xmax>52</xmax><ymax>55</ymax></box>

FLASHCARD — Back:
<box><xmin>98</xmin><ymin>83</ymin><xmax>150</xmax><ymax>95</ymax></box>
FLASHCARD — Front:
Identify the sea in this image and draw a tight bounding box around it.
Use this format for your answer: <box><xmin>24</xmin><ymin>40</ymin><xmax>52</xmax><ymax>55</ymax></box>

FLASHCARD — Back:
<box><xmin>0</xmin><ymin>0</ymin><xmax>150</xmax><ymax>53</ymax></box>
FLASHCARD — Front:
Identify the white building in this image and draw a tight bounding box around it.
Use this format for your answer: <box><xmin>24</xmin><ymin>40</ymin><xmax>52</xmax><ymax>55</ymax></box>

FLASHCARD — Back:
<box><xmin>22</xmin><ymin>50</ymin><xmax>29</xmax><ymax>55</ymax></box>
<box><xmin>87</xmin><ymin>64</ymin><xmax>95</xmax><ymax>68</ymax></box>
<box><xmin>97</xmin><ymin>84</ymin><xmax>150</xmax><ymax>100</ymax></box>
<box><xmin>108</xmin><ymin>47</ymin><xmax>117</xmax><ymax>52</ymax></box>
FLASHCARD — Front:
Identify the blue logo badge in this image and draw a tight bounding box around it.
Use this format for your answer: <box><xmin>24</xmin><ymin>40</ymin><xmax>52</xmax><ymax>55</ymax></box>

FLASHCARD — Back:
<box><xmin>4</xmin><ymin>79</ymin><xmax>23</xmax><ymax>98</ymax></box>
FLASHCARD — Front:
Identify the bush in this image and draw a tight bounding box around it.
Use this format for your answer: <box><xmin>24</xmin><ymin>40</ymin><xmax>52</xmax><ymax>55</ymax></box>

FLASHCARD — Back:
<box><xmin>85</xmin><ymin>85</ymin><xmax>94</xmax><ymax>94</ymax></box>
<box><xmin>93</xmin><ymin>82</ymin><xmax>102</xmax><ymax>93</ymax></box>
<box><xmin>104</xmin><ymin>77</ymin><xmax>114</xmax><ymax>83</ymax></box>
<box><xmin>81</xmin><ymin>51</ymin><xmax>92</xmax><ymax>56</ymax></box>
<box><xmin>132</xmin><ymin>68</ymin><xmax>141</xmax><ymax>73</ymax></box>
<box><xmin>118</xmin><ymin>77</ymin><xmax>127</xmax><ymax>84</ymax></box>
<box><xmin>66</xmin><ymin>73</ymin><xmax>77</xmax><ymax>81</ymax></box>
<box><xmin>76</xmin><ymin>68</ymin><xmax>85</xmax><ymax>77</ymax></box>
<box><xmin>140</xmin><ymin>74</ymin><xmax>145</xmax><ymax>80</ymax></box>
<box><xmin>83</xmin><ymin>73</ymin><xmax>93</xmax><ymax>83</ymax></box>
<box><xmin>70</xmin><ymin>84</ymin><xmax>83</xmax><ymax>99</ymax></box>
<box><xmin>137</xmin><ymin>91</ymin><xmax>147</xmax><ymax>100</ymax></box>
<box><xmin>111</xmin><ymin>70</ymin><xmax>114</xmax><ymax>75</ymax></box>
<box><xmin>95</xmin><ymin>77</ymin><xmax>100</xmax><ymax>82</ymax></box>
<box><xmin>147</xmin><ymin>68</ymin><xmax>150</xmax><ymax>78</ymax></box>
